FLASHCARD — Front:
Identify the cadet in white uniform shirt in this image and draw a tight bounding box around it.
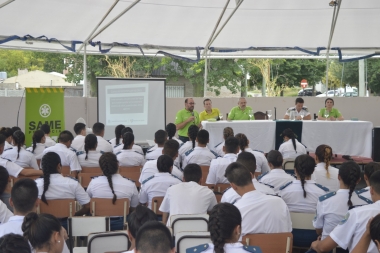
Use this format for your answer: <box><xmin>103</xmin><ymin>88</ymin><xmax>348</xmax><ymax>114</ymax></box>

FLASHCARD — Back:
<box><xmin>311</xmin><ymin>170</ymin><xmax>380</xmax><ymax>253</ymax></box>
<box><xmin>357</xmin><ymin>162</ymin><xmax>380</xmax><ymax>201</ymax></box>
<box><xmin>213</xmin><ymin>127</ymin><xmax>234</xmax><ymax>158</ymax></box>
<box><xmin>116</xmin><ymin>132</ymin><xmax>145</xmax><ymax>167</ymax></box>
<box><xmin>92</xmin><ymin>122</ymin><xmax>113</xmax><ymax>153</ymax></box>
<box><xmin>206</xmin><ymin>136</ymin><xmax>239</xmax><ymax>185</ymax></box>
<box><xmin>311</xmin><ymin>145</ymin><xmax>339</xmax><ymax>192</ymax></box>
<box><xmin>313</xmin><ymin>161</ymin><xmax>372</xmax><ymax>241</ymax></box>
<box><xmin>42</xmin><ymin>130</ymin><xmax>82</xmax><ymax>174</ymax></box>
<box><xmin>279</xmin><ymin>154</ymin><xmax>329</xmax><ymax>213</ymax></box>
<box><xmin>183</xmin><ymin>129</ymin><xmax>218</xmax><ymax>169</ymax></box>
<box><xmin>283</xmin><ymin>97</ymin><xmax>311</xmax><ymax>120</ymax></box>
<box><xmin>146</xmin><ymin>130</ymin><xmax>167</xmax><ymax>161</ymax></box>
<box><xmin>224</xmin><ymin>162</ymin><xmax>291</xmax><ymax>237</ymax></box>
<box><xmin>258</xmin><ymin>150</ymin><xmax>298</xmax><ymax>194</ymax></box>
<box><xmin>71</xmin><ymin>122</ymin><xmax>86</xmax><ymax>152</ymax></box>
<box><xmin>139</xmin><ymin>155</ymin><xmax>181</xmax><ymax>208</ymax></box>
<box><xmin>26</xmin><ymin>130</ymin><xmax>46</xmax><ymax>160</ymax></box>
<box><xmin>112</xmin><ymin>127</ymin><xmax>144</xmax><ymax>155</ymax></box>
<box><xmin>77</xmin><ymin>134</ymin><xmax>101</xmax><ymax>167</ymax></box>
<box><xmin>108</xmin><ymin>124</ymin><xmax>125</xmax><ymax>147</ymax></box>
<box><xmin>278</xmin><ymin>128</ymin><xmax>307</xmax><ymax>159</ymax></box>
<box><xmin>166</xmin><ymin>122</ymin><xmax>183</xmax><ymax>145</ymax></box>
<box><xmin>40</xmin><ymin>123</ymin><xmax>56</xmax><ymax>147</ymax></box>
<box><xmin>178</xmin><ymin>125</ymin><xmax>199</xmax><ymax>167</ymax></box>
<box><xmin>160</xmin><ymin>164</ymin><xmax>217</xmax><ymax>226</ymax></box>
<box><xmin>2</xmin><ymin>130</ymin><xmax>39</xmax><ymax>170</ymax></box>
<box><xmin>188</xmin><ymin>203</ymin><xmax>261</xmax><ymax>253</ymax></box>
<box><xmin>0</xmin><ymin>167</ymin><xmax>13</xmax><ymax>224</ymax></box>
<box><xmin>0</xmin><ymin>127</ymin><xmax>13</xmax><ymax>151</ymax></box>
<box><xmin>135</xmin><ymin>221</ymin><xmax>175</xmax><ymax>253</ymax></box>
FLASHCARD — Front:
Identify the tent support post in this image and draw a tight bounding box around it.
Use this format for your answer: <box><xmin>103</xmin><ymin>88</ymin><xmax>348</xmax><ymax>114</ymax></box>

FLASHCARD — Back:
<box><xmin>0</xmin><ymin>0</ymin><xmax>14</xmax><ymax>9</ymax></box>
<box><xmin>204</xmin><ymin>50</ymin><xmax>208</xmax><ymax>97</ymax></box>
<box><xmin>83</xmin><ymin>43</ymin><xmax>87</xmax><ymax>98</ymax></box>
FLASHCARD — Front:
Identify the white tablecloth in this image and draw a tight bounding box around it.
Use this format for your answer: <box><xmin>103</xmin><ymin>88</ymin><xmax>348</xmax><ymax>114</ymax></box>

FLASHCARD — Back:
<box><xmin>201</xmin><ymin>120</ymin><xmax>373</xmax><ymax>157</ymax></box>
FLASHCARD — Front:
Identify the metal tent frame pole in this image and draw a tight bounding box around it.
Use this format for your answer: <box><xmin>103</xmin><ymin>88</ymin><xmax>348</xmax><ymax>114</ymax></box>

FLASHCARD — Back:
<box><xmin>0</xmin><ymin>0</ymin><xmax>14</xmax><ymax>9</ymax></box>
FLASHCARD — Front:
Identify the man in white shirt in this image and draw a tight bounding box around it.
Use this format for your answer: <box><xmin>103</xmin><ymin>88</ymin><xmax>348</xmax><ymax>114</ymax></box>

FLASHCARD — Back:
<box><xmin>71</xmin><ymin>123</ymin><xmax>86</xmax><ymax>152</ymax></box>
<box><xmin>159</xmin><ymin>163</ymin><xmax>217</xmax><ymax>226</ymax></box>
<box><xmin>284</xmin><ymin>97</ymin><xmax>311</xmax><ymax>120</ymax></box>
<box><xmin>92</xmin><ymin>122</ymin><xmax>113</xmax><ymax>153</ymax></box>
<box><xmin>206</xmin><ymin>136</ymin><xmax>239</xmax><ymax>185</ymax></box>
<box><xmin>145</xmin><ymin>130</ymin><xmax>167</xmax><ymax>161</ymax></box>
<box><xmin>225</xmin><ymin>162</ymin><xmax>292</xmax><ymax>237</ymax></box>
<box><xmin>40</xmin><ymin>124</ymin><xmax>56</xmax><ymax>147</ymax></box>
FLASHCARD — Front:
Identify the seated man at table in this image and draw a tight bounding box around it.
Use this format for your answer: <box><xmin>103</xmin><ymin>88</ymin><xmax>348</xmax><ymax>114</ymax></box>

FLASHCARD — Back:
<box><xmin>227</xmin><ymin>97</ymin><xmax>254</xmax><ymax>120</ymax></box>
<box><xmin>199</xmin><ymin>98</ymin><xmax>221</xmax><ymax>122</ymax></box>
<box><xmin>284</xmin><ymin>97</ymin><xmax>311</xmax><ymax>120</ymax></box>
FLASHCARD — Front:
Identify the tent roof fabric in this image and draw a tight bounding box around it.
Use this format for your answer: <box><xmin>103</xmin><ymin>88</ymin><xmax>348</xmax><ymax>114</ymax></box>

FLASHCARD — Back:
<box><xmin>0</xmin><ymin>0</ymin><xmax>379</xmax><ymax>60</ymax></box>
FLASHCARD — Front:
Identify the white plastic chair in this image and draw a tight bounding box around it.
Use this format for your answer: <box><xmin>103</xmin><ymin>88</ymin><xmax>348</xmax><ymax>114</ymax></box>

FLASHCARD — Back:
<box><xmin>176</xmin><ymin>231</ymin><xmax>211</xmax><ymax>253</ymax></box>
<box><xmin>87</xmin><ymin>231</ymin><xmax>130</xmax><ymax>253</ymax></box>
<box><xmin>289</xmin><ymin>212</ymin><xmax>315</xmax><ymax>230</ymax></box>
<box><xmin>170</xmin><ymin>214</ymin><xmax>209</xmax><ymax>236</ymax></box>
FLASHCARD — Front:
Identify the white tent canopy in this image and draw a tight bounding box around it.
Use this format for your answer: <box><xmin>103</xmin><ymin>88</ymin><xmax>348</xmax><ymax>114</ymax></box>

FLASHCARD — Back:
<box><xmin>0</xmin><ymin>0</ymin><xmax>379</xmax><ymax>61</ymax></box>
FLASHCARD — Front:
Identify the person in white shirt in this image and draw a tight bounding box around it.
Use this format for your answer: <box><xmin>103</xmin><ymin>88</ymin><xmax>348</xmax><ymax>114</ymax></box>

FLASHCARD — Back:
<box><xmin>0</xmin><ymin>234</ymin><xmax>31</xmax><ymax>253</ymax></box>
<box><xmin>71</xmin><ymin>122</ymin><xmax>86</xmax><ymax>152</ymax></box>
<box><xmin>278</xmin><ymin>128</ymin><xmax>306</xmax><ymax>159</ymax></box>
<box><xmin>135</xmin><ymin>221</ymin><xmax>175</xmax><ymax>253</ymax></box>
<box><xmin>108</xmin><ymin>124</ymin><xmax>125</xmax><ymax>147</ymax></box>
<box><xmin>139</xmin><ymin>155</ymin><xmax>181</xmax><ymax>208</ymax></box>
<box><xmin>26</xmin><ymin>130</ymin><xmax>46</xmax><ymax>160</ymax></box>
<box><xmin>213</xmin><ymin>127</ymin><xmax>234</xmax><ymax>158</ymax></box>
<box><xmin>42</xmin><ymin>131</ymin><xmax>82</xmax><ymax>175</ymax></box>
<box><xmin>146</xmin><ymin>130</ymin><xmax>167</xmax><ymax>161</ymax></box>
<box><xmin>92</xmin><ymin>122</ymin><xmax>113</xmax><ymax>153</ymax></box>
<box><xmin>116</xmin><ymin>132</ymin><xmax>145</xmax><ymax>167</ymax></box>
<box><xmin>311</xmin><ymin>144</ymin><xmax>339</xmax><ymax>192</ymax></box>
<box><xmin>311</xmin><ymin>170</ymin><xmax>380</xmax><ymax>253</ymax></box>
<box><xmin>222</xmin><ymin>152</ymin><xmax>274</xmax><ymax>204</ymax></box>
<box><xmin>357</xmin><ymin>162</ymin><xmax>380</xmax><ymax>201</ymax></box>
<box><xmin>40</xmin><ymin>124</ymin><xmax>56</xmax><ymax>147</ymax></box>
<box><xmin>113</xmin><ymin>127</ymin><xmax>144</xmax><ymax>155</ymax></box>
<box><xmin>351</xmin><ymin>214</ymin><xmax>380</xmax><ymax>253</ymax></box>
<box><xmin>165</xmin><ymin>123</ymin><xmax>183</xmax><ymax>145</ymax></box>
<box><xmin>188</xmin><ymin>203</ymin><xmax>261</xmax><ymax>253</ymax></box>
<box><xmin>258</xmin><ymin>150</ymin><xmax>298</xmax><ymax>194</ymax></box>
<box><xmin>0</xmin><ymin>127</ymin><xmax>13</xmax><ymax>151</ymax></box>
<box><xmin>284</xmin><ymin>97</ymin><xmax>311</xmax><ymax>120</ymax></box>
<box><xmin>0</xmin><ymin>166</ymin><xmax>12</xmax><ymax>224</ymax></box>
<box><xmin>279</xmin><ymin>154</ymin><xmax>329</xmax><ymax>213</ymax></box>
<box><xmin>313</xmin><ymin>161</ymin><xmax>372</xmax><ymax>241</ymax></box>
<box><xmin>235</xmin><ymin>133</ymin><xmax>270</xmax><ymax>176</ymax></box>
<box><xmin>206</xmin><ymin>136</ymin><xmax>239</xmax><ymax>185</ymax></box>
<box><xmin>225</xmin><ymin>162</ymin><xmax>292</xmax><ymax>237</ymax></box>
<box><xmin>159</xmin><ymin>163</ymin><xmax>217</xmax><ymax>226</ymax></box>
<box><xmin>2</xmin><ymin>130</ymin><xmax>39</xmax><ymax>170</ymax></box>
<box><xmin>178</xmin><ymin>125</ymin><xmax>199</xmax><ymax>167</ymax></box>
<box><xmin>77</xmin><ymin>134</ymin><xmax>101</xmax><ymax>167</ymax></box>
<box><xmin>182</xmin><ymin>129</ymin><xmax>218</xmax><ymax>169</ymax></box>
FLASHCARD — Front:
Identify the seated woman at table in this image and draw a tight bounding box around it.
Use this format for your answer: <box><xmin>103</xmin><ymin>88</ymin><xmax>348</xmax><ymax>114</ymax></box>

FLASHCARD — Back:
<box><xmin>317</xmin><ymin>98</ymin><xmax>344</xmax><ymax>121</ymax></box>
<box><xmin>278</xmin><ymin>128</ymin><xmax>306</xmax><ymax>159</ymax></box>
<box><xmin>311</xmin><ymin>145</ymin><xmax>339</xmax><ymax>192</ymax></box>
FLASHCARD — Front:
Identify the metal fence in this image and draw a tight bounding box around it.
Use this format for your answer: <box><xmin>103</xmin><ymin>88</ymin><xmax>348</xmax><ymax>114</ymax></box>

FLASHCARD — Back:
<box><xmin>166</xmin><ymin>86</ymin><xmax>184</xmax><ymax>98</ymax></box>
<box><xmin>0</xmin><ymin>89</ymin><xmax>25</xmax><ymax>97</ymax></box>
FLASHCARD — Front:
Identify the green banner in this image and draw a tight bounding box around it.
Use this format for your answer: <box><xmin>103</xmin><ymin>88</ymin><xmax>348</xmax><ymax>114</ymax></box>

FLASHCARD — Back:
<box><xmin>25</xmin><ymin>88</ymin><xmax>65</xmax><ymax>146</ymax></box>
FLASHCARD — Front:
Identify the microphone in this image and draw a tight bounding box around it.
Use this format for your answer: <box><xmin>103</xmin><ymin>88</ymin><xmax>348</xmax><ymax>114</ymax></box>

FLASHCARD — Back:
<box><xmin>191</xmin><ymin>112</ymin><xmax>195</xmax><ymax>124</ymax></box>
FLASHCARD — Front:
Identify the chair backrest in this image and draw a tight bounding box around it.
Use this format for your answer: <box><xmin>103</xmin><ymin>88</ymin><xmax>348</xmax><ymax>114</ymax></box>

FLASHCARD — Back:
<box><xmin>61</xmin><ymin>166</ymin><xmax>71</xmax><ymax>176</ymax></box>
<box><xmin>81</xmin><ymin>167</ymin><xmax>102</xmax><ymax>173</ymax></box>
<box><xmin>170</xmin><ymin>214</ymin><xmax>209</xmax><ymax>236</ymax></box>
<box><xmin>151</xmin><ymin>196</ymin><xmax>164</xmax><ymax>215</ymax></box>
<box><xmin>200</xmin><ymin>166</ymin><xmax>210</xmax><ymax>186</ymax></box>
<box><xmin>78</xmin><ymin>172</ymin><xmax>103</xmax><ymax>188</ymax></box>
<box><xmin>290</xmin><ymin>212</ymin><xmax>315</xmax><ymax>230</ymax></box>
<box><xmin>283</xmin><ymin>159</ymin><xmax>295</xmax><ymax>172</ymax></box>
<box><xmin>91</xmin><ymin>198</ymin><xmax>130</xmax><ymax>224</ymax></box>
<box><xmin>37</xmin><ymin>199</ymin><xmax>76</xmax><ymax>218</ymax></box>
<box><xmin>214</xmin><ymin>183</ymin><xmax>230</xmax><ymax>193</ymax></box>
<box><xmin>176</xmin><ymin>231</ymin><xmax>211</xmax><ymax>253</ymax></box>
<box><xmin>243</xmin><ymin>233</ymin><xmax>293</xmax><ymax>253</ymax></box>
<box><xmin>254</xmin><ymin>111</ymin><xmax>267</xmax><ymax>120</ymax></box>
<box><xmin>10</xmin><ymin>174</ymin><xmax>40</xmax><ymax>187</ymax></box>
<box><xmin>69</xmin><ymin>216</ymin><xmax>109</xmax><ymax>237</ymax></box>
<box><xmin>88</xmin><ymin>231</ymin><xmax>130</xmax><ymax>253</ymax></box>
<box><xmin>119</xmin><ymin>166</ymin><xmax>141</xmax><ymax>187</ymax></box>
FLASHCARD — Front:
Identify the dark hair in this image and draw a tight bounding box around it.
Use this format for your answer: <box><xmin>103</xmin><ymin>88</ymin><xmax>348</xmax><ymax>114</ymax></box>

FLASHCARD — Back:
<box><xmin>157</xmin><ymin>155</ymin><xmax>173</xmax><ymax>173</ymax></box>
<box><xmin>40</xmin><ymin>124</ymin><xmax>50</xmax><ymax>134</ymax></box>
<box><xmin>121</xmin><ymin>127</ymin><xmax>133</xmax><ymax>135</ymax></box>
<box><xmin>224</xmin><ymin>162</ymin><xmax>252</xmax><ymax>187</ymax></box>
<box><xmin>339</xmin><ymin>161</ymin><xmax>361</xmax><ymax>207</ymax></box>
<box><xmin>155</xmin><ymin>130</ymin><xmax>167</xmax><ymax>145</ymax></box>
<box><xmin>295</xmin><ymin>97</ymin><xmax>304</xmax><ymax>104</ymax></box>
<box><xmin>0</xmin><ymin>166</ymin><xmax>9</xmax><ymax>195</ymax></box>
<box><xmin>58</xmin><ymin>130</ymin><xmax>74</xmax><ymax>143</ymax></box>
<box><xmin>73</xmin><ymin>123</ymin><xmax>86</xmax><ymax>135</ymax></box>
<box><xmin>282</xmin><ymin>128</ymin><xmax>297</xmax><ymax>152</ymax></box>
<box><xmin>40</xmin><ymin>152</ymin><xmax>61</xmax><ymax>205</ymax></box>
<box><xmin>369</xmin><ymin>171</ymin><xmax>380</xmax><ymax>195</ymax></box>
<box><xmin>0</xmin><ymin>134</ymin><xmax>5</xmax><ymax>146</ymax></box>
<box><xmin>165</xmin><ymin>123</ymin><xmax>176</xmax><ymax>140</ymax></box>
<box><xmin>92</xmin><ymin>122</ymin><xmax>105</xmax><ymax>135</ymax></box>
<box><xmin>315</xmin><ymin>144</ymin><xmax>333</xmax><ymax>178</ymax></box>
<box><xmin>11</xmin><ymin>126</ymin><xmax>21</xmax><ymax>134</ymax></box>
<box><xmin>114</xmin><ymin>125</ymin><xmax>125</xmax><ymax>145</ymax></box>
<box><xmin>135</xmin><ymin>221</ymin><xmax>173</xmax><ymax>253</ymax></box>
<box><xmin>31</xmin><ymin>130</ymin><xmax>45</xmax><ymax>153</ymax></box>
<box><xmin>127</xmin><ymin>205</ymin><xmax>157</xmax><ymax>239</ymax></box>
<box><xmin>267</xmin><ymin>150</ymin><xmax>283</xmax><ymax>167</ymax></box>
<box><xmin>294</xmin><ymin>155</ymin><xmax>316</xmax><ymax>198</ymax></box>
<box><xmin>209</xmin><ymin>203</ymin><xmax>242</xmax><ymax>253</ymax></box>
<box><xmin>12</xmin><ymin>130</ymin><xmax>25</xmax><ymax>159</ymax></box>
<box><xmin>84</xmin><ymin>134</ymin><xmax>97</xmax><ymax>160</ymax></box>
<box><xmin>11</xmin><ymin>178</ymin><xmax>38</xmax><ymax>214</ymax></box>
<box><xmin>223</xmin><ymin>127</ymin><xmax>234</xmax><ymax>140</ymax></box>
<box><xmin>197</xmin><ymin>130</ymin><xmax>209</xmax><ymax>145</ymax></box>
<box><xmin>370</xmin><ymin>214</ymin><xmax>380</xmax><ymax>244</ymax></box>
<box><xmin>99</xmin><ymin>153</ymin><xmax>118</xmax><ymax>204</ymax></box>
<box><xmin>235</xmin><ymin>133</ymin><xmax>248</xmax><ymax>152</ymax></box>
<box><xmin>0</xmin><ymin>127</ymin><xmax>13</xmax><ymax>139</ymax></box>
<box><xmin>325</xmin><ymin>98</ymin><xmax>334</xmax><ymax>106</ymax></box>
<box><xmin>22</xmin><ymin>212</ymin><xmax>61</xmax><ymax>250</ymax></box>
<box><xmin>203</xmin><ymin>98</ymin><xmax>211</xmax><ymax>105</ymax></box>
<box><xmin>237</xmin><ymin>152</ymin><xmax>256</xmax><ymax>174</ymax></box>
<box><xmin>0</xmin><ymin>234</ymin><xmax>31</xmax><ymax>253</ymax></box>
<box><xmin>187</xmin><ymin>125</ymin><xmax>199</xmax><ymax>149</ymax></box>
<box><xmin>183</xmin><ymin>164</ymin><xmax>202</xmax><ymax>183</ymax></box>
<box><xmin>123</xmin><ymin>132</ymin><xmax>134</xmax><ymax>150</ymax></box>
<box><xmin>224</xmin><ymin>136</ymin><xmax>239</xmax><ymax>154</ymax></box>
<box><xmin>364</xmin><ymin>162</ymin><xmax>380</xmax><ymax>179</ymax></box>
<box><xmin>163</xmin><ymin>140</ymin><xmax>179</xmax><ymax>159</ymax></box>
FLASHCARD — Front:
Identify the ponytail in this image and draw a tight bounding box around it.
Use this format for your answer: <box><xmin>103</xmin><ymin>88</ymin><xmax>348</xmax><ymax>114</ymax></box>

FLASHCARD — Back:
<box><xmin>188</xmin><ymin>125</ymin><xmax>199</xmax><ymax>149</ymax></box>
<box><xmin>165</xmin><ymin>123</ymin><xmax>176</xmax><ymax>140</ymax></box>
<box><xmin>316</xmin><ymin>145</ymin><xmax>333</xmax><ymax>178</ymax></box>
<box><xmin>13</xmin><ymin>130</ymin><xmax>25</xmax><ymax>160</ymax></box>
<box><xmin>114</xmin><ymin>125</ymin><xmax>125</xmax><ymax>145</ymax></box>
<box><xmin>294</xmin><ymin>154</ymin><xmax>316</xmax><ymax>198</ymax></box>
<box><xmin>123</xmin><ymin>132</ymin><xmax>134</xmax><ymax>150</ymax></box>
<box><xmin>40</xmin><ymin>152</ymin><xmax>61</xmax><ymax>204</ymax></box>
<box><xmin>31</xmin><ymin>130</ymin><xmax>45</xmax><ymax>153</ymax></box>
<box><xmin>282</xmin><ymin>128</ymin><xmax>297</xmax><ymax>152</ymax></box>
<box><xmin>223</xmin><ymin>127</ymin><xmax>234</xmax><ymax>140</ymax></box>
<box><xmin>84</xmin><ymin>134</ymin><xmax>97</xmax><ymax>160</ymax></box>
<box><xmin>235</xmin><ymin>133</ymin><xmax>248</xmax><ymax>152</ymax></box>
<box><xmin>339</xmin><ymin>161</ymin><xmax>361</xmax><ymax>207</ymax></box>
<box><xmin>99</xmin><ymin>153</ymin><xmax>119</xmax><ymax>204</ymax></box>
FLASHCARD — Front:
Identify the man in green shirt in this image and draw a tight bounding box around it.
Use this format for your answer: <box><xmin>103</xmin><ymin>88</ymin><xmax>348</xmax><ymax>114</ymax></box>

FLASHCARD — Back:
<box><xmin>175</xmin><ymin>98</ymin><xmax>200</xmax><ymax>142</ymax></box>
<box><xmin>228</xmin><ymin>97</ymin><xmax>254</xmax><ymax>120</ymax></box>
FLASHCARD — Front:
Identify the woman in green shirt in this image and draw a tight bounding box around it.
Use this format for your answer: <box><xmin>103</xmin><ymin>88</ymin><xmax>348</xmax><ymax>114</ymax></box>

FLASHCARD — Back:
<box><xmin>317</xmin><ymin>98</ymin><xmax>344</xmax><ymax>121</ymax></box>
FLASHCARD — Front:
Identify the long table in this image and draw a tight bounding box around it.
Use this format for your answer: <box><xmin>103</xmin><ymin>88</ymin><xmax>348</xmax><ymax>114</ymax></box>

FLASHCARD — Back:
<box><xmin>202</xmin><ymin>120</ymin><xmax>373</xmax><ymax>158</ymax></box>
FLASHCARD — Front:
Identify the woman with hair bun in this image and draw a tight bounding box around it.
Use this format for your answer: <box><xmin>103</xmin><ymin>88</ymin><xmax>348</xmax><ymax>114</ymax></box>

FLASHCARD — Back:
<box><xmin>278</xmin><ymin>128</ymin><xmax>306</xmax><ymax>159</ymax></box>
<box><xmin>214</xmin><ymin>127</ymin><xmax>234</xmax><ymax>157</ymax></box>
